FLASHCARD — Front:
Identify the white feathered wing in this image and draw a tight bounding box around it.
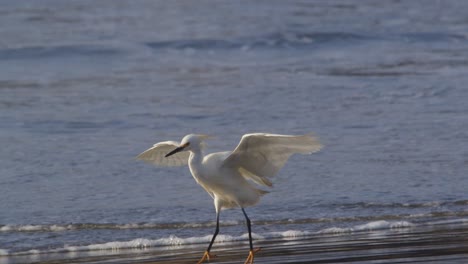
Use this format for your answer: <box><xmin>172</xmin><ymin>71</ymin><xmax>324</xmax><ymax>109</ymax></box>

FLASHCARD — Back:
<box><xmin>222</xmin><ymin>133</ymin><xmax>322</xmax><ymax>187</ymax></box>
<box><xmin>136</xmin><ymin>141</ymin><xmax>189</xmax><ymax>167</ymax></box>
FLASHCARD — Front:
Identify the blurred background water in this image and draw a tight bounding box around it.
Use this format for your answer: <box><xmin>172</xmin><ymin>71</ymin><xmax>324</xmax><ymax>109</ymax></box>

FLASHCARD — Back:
<box><xmin>1</xmin><ymin>0</ymin><xmax>467</xmax><ymax>262</ymax></box>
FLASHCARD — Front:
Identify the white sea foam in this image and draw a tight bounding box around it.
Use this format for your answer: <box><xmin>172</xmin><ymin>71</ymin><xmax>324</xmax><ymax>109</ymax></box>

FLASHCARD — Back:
<box><xmin>317</xmin><ymin>227</ymin><xmax>353</xmax><ymax>234</ymax></box>
<box><xmin>317</xmin><ymin>220</ymin><xmax>414</xmax><ymax>234</ymax></box>
<box><xmin>271</xmin><ymin>230</ymin><xmax>312</xmax><ymax>237</ymax></box>
<box><xmin>0</xmin><ymin>221</ymin><xmax>416</xmax><ymax>256</ymax></box>
<box><xmin>0</xmin><ymin>224</ymin><xmax>74</xmax><ymax>232</ymax></box>
<box><xmin>0</xmin><ymin>221</ymin><xmax>240</xmax><ymax>233</ymax></box>
<box><xmin>354</xmin><ymin>220</ymin><xmax>414</xmax><ymax>231</ymax></box>
<box><xmin>0</xmin><ymin>249</ymin><xmax>9</xmax><ymax>256</ymax></box>
<box><xmin>0</xmin><ymin>230</ymin><xmax>308</xmax><ymax>256</ymax></box>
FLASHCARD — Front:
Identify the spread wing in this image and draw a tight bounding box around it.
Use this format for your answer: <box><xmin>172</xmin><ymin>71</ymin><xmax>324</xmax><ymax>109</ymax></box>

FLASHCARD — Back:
<box><xmin>222</xmin><ymin>133</ymin><xmax>322</xmax><ymax>185</ymax></box>
<box><xmin>136</xmin><ymin>141</ymin><xmax>189</xmax><ymax>167</ymax></box>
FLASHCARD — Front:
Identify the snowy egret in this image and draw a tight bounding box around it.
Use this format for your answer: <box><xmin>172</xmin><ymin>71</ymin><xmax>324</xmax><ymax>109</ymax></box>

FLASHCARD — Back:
<box><xmin>137</xmin><ymin>133</ymin><xmax>322</xmax><ymax>263</ymax></box>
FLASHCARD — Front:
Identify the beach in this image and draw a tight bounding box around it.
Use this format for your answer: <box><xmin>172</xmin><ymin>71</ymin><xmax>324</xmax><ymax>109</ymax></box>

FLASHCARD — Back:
<box><xmin>5</xmin><ymin>220</ymin><xmax>468</xmax><ymax>264</ymax></box>
<box><xmin>1</xmin><ymin>1</ymin><xmax>467</xmax><ymax>263</ymax></box>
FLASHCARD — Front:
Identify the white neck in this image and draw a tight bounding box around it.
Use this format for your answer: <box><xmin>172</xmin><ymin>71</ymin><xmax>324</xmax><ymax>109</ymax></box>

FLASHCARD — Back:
<box><xmin>189</xmin><ymin>148</ymin><xmax>203</xmax><ymax>163</ymax></box>
<box><xmin>188</xmin><ymin>148</ymin><xmax>204</xmax><ymax>183</ymax></box>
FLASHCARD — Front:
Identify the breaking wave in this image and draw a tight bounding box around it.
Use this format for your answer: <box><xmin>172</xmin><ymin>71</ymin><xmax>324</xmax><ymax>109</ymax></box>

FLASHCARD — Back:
<box><xmin>2</xmin><ymin>208</ymin><xmax>467</xmax><ymax>234</ymax></box>
<box><xmin>0</xmin><ymin>220</ymin><xmax>414</xmax><ymax>256</ymax></box>
<box><xmin>2</xmin><ymin>218</ymin><xmax>468</xmax><ymax>257</ymax></box>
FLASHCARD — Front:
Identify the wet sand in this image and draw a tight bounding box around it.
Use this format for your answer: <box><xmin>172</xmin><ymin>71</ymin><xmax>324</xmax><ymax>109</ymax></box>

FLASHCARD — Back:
<box><xmin>20</xmin><ymin>221</ymin><xmax>468</xmax><ymax>264</ymax></box>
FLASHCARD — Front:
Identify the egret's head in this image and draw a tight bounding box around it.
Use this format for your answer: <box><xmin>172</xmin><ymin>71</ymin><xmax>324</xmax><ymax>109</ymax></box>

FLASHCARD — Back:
<box><xmin>165</xmin><ymin>134</ymin><xmax>212</xmax><ymax>157</ymax></box>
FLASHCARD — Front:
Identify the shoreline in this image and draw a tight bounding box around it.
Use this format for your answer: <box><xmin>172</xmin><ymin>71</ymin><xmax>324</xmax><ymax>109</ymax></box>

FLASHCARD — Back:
<box><xmin>3</xmin><ymin>220</ymin><xmax>468</xmax><ymax>264</ymax></box>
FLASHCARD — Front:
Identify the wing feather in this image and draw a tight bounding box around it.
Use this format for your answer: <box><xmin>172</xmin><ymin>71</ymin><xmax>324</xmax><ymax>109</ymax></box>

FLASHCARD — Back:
<box><xmin>136</xmin><ymin>141</ymin><xmax>189</xmax><ymax>167</ymax></box>
<box><xmin>223</xmin><ymin>133</ymin><xmax>322</xmax><ymax>180</ymax></box>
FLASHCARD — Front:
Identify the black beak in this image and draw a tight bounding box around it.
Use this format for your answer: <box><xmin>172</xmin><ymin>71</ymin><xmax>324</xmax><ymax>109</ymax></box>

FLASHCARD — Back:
<box><xmin>165</xmin><ymin>146</ymin><xmax>185</xmax><ymax>157</ymax></box>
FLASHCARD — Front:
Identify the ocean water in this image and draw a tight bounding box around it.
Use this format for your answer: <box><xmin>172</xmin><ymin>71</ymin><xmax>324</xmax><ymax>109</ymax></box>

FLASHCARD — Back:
<box><xmin>1</xmin><ymin>0</ymin><xmax>468</xmax><ymax>263</ymax></box>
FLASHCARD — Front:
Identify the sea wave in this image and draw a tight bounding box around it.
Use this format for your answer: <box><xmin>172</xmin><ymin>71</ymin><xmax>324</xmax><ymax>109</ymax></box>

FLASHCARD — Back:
<box><xmin>318</xmin><ymin>220</ymin><xmax>414</xmax><ymax>234</ymax></box>
<box><xmin>0</xmin><ymin>44</ymin><xmax>120</xmax><ymax>61</ymax></box>
<box><xmin>0</xmin><ymin>220</ymin><xmax>239</xmax><ymax>233</ymax></box>
<box><xmin>0</xmin><ymin>220</ymin><xmax>416</xmax><ymax>256</ymax></box>
<box><xmin>2</xmin><ymin>209</ymin><xmax>467</xmax><ymax>234</ymax></box>
<box><xmin>326</xmin><ymin>199</ymin><xmax>468</xmax><ymax>209</ymax></box>
<box><xmin>145</xmin><ymin>32</ymin><xmax>368</xmax><ymax>52</ymax></box>
<box><xmin>3</xmin><ymin>218</ymin><xmax>468</xmax><ymax>257</ymax></box>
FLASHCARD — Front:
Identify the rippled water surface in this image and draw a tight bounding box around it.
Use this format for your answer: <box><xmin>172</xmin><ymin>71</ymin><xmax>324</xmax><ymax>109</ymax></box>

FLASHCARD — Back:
<box><xmin>1</xmin><ymin>1</ymin><xmax>467</xmax><ymax>263</ymax></box>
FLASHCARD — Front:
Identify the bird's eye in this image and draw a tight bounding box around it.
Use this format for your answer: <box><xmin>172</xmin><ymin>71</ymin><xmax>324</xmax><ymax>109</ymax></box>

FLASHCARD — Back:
<box><xmin>183</xmin><ymin>142</ymin><xmax>190</xmax><ymax>147</ymax></box>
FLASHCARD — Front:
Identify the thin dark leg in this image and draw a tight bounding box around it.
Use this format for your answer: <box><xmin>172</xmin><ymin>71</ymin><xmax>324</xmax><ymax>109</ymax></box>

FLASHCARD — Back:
<box><xmin>197</xmin><ymin>211</ymin><xmax>220</xmax><ymax>263</ymax></box>
<box><xmin>206</xmin><ymin>211</ymin><xmax>220</xmax><ymax>252</ymax></box>
<box><xmin>241</xmin><ymin>208</ymin><xmax>253</xmax><ymax>251</ymax></box>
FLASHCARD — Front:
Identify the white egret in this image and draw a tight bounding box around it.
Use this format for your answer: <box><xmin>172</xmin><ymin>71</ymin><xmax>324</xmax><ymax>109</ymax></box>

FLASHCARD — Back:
<box><xmin>137</xmin><ymin>133</ymin><xmax>322</xmax><ymax>263</ymax></box>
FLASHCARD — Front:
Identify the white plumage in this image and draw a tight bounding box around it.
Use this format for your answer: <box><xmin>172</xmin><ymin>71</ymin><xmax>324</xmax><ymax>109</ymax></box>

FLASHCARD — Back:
<box><xmin>137</xmin><ymin>141</ymin><xmax>190</xmax><ymax>166</ymax></box>
<box><xmin>137</xmin><ymin>133</ymin><xmax>322</xmax><ymax>264</ymax></box>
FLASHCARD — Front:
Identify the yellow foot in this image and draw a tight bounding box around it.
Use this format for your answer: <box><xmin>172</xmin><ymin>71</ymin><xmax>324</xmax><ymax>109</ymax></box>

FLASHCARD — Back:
<box><xmin>197</xmin><ymin>251</ymin><xmax>216</xmax><ymax>264</ymax></box>
<box><xmin>244</xmin><ymin>248</ymin><xmax>261</xmax><ymax>264</ymax></box>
